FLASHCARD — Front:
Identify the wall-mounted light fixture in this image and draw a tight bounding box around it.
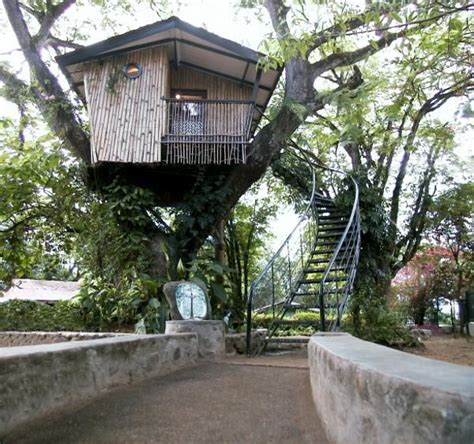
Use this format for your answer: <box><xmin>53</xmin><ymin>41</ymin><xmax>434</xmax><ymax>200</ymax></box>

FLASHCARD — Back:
<box><xmin>123</xmin><ymin>63</ymin><xmax>143</xmax><ymax>79</ymax></box>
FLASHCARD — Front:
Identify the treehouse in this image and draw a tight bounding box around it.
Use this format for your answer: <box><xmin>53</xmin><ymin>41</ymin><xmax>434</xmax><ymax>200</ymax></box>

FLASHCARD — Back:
<box><xmin>57</xmin><ymin>16</ymin><xmax>281</xmax><ymax>204</ymax></box>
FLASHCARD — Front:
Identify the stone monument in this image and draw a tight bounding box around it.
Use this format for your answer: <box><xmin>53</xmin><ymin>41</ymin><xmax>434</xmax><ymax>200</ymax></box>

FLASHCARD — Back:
<box><xmin>163</xmin><ymin>281</ymin><xmax>225</xmax><ymax>359</ymax></box>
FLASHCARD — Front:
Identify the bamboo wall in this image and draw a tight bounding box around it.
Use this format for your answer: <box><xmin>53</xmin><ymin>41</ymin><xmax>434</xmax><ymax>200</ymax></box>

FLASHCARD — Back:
<box><xmin>171</xmin><ymin>66</ymin><xmax>252</xmax><ymax>100</ymax></box>
<box><xmin>84</xmin><ymin>46</ymin><xmax>169</xmax><ymax>164</ymax></box>
<box><xmin>170</xmin><ymin>66</ymin><xmax>252</xmax><ymax>135</ymax></box>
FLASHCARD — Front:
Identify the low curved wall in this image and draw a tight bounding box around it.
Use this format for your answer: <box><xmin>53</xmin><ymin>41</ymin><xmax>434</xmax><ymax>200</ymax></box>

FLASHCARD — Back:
<box><xmin>308</xmin><ymin>333</ymin><xmax>474</xmax><ymax>444</ymax></box>
<box><xmin>0</xmin><ymin>331</ymin><xmax>128</xmax><ymax>347</ymax></box>
<box><xmin>0</xmin><ymin>333</ymin><xmax>198</xmax><ymax>437</ymax></box>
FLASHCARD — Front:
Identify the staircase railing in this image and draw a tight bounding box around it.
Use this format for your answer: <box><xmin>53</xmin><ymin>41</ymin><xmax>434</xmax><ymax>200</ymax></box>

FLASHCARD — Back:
<box><xmin>246</xmin><ymin>149</ymin><xmax>360</xmax><ymax>355</ymax></box>
<box><xmin>317</xmin><ymin>168</ymin><xmax>361</xmax><ymax>332</ymax></box>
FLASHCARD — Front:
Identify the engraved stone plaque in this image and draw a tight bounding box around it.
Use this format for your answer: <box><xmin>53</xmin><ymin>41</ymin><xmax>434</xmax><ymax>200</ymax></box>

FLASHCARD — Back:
<box><xmin>163</xmin><ymin>281</ymin><xmax>211</xmax><ymax>320</ymax></box>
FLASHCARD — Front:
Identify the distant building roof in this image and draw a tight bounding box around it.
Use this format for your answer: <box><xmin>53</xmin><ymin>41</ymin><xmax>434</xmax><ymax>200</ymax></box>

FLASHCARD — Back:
<box><xmin>0</xmin><ymin>279</ymin><xmax>80</xmax><ymax>303</ymax></box>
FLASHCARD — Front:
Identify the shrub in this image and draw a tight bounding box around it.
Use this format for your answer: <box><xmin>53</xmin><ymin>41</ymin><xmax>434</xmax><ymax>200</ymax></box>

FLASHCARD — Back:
<box><xmin>0</xmin><ymin>299</ymin><xmax>85</xmax><ymax>331</ymax></box>
<box><xmin>343</xmin><ymin>306</ymin><xmax>417</xmax><ymax>347</ymax></box>
<box><xmin>252</xmin><ymin>310</ymin><xmax>321</xmax><ymax>336</ymax></box>
<box><xmin>77</xmin><ymin>274</ymin><xmax>162</xmax><ymax>333</ymax></box>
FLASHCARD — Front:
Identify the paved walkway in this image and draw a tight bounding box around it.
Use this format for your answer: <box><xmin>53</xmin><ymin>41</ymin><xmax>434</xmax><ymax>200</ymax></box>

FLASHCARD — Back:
<box><xmin>5</xmin><ymin>351</ymin><xmax>328</xmax><ymax>444</ymax></box>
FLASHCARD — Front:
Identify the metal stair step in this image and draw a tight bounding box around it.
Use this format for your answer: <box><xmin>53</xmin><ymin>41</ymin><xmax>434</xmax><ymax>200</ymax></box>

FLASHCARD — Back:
<box><xmin>318</xmin><ymin>228</ymin><xmax>350</xmax><ymax>234</ymax></box>
<box><xmin>292</xmin><ymin>289</ymin><xmax>344</xmax><ymax>297</ymax></box>
<box><xmin>283</xmin><ymin>303</ymin><xmax>341</xmax><ymax>310</ymax></box>
<box><xmin>319</xmin><ymin>226</ymin><xmax>355</xmax><ymax>233</ymax></box>
<box><xmin>299</xmin><ymin>276</ymin><xmax>348</xmax><ymax>285</ymax></box>
<box><xmin>307</xmin><ymin>257</ymin><xmax>351</xmax><ymax>265</ymax></box>
<box><xmin>318</xmin><ymin>223</ymin><xmax>350</xmax><ymax>230</ymax></box>
<box><xmin>303</xmin><ymin>266</ymin><xmax>346</xmax><ymax>274</ymax></box>
<box><xmin>319</xmin><ymin>214</ymin><xmax>348</xmax><ymax>220</ymax></box>
<box><xmin>314</xmin><ymin>195</ymin><xmax>334</xmax><ymax>203</ymax></box>
<box><xmin>311</xmin><ymin>249</ymin><xmax>352</xmax><ymax>255</ymax></box>
<box><xmin>318</xmin><ymin>232</ymin><xmax>344</xmax><ymax>239</ymax></box>
<box><xmin>315</xmin><ymin>241</ymin><xmax>349</xmax><ymax>248</ymax></box>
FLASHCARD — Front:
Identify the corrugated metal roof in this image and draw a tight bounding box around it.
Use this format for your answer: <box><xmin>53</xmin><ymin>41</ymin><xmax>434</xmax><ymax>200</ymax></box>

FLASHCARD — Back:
<box><xmin>1</xmin><ymin>279</ymin><xmax>80</xmax><ymax>303</ymax></box>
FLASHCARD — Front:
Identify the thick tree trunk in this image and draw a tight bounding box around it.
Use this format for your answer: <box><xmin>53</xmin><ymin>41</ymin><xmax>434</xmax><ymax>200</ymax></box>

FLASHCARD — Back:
<box><xmin>149</xmin><ymin>232</ymin><xmax>179</xmax><ymax>280</ymax></box>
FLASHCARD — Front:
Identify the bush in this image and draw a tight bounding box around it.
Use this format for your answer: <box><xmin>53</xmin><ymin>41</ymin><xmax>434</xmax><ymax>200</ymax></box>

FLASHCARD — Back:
<box><xmin>77</xmin><ymin>274</ymin><xmax>162</xmax><ymax>333</ymax></box>
<box><xmin>0</xmin><ymin>299</ymin><xmax>85</xmax><ymax>331</ymax></box>
<box><xmin>343</xmin><ymin>306</ymin><xmax>417</xmax><ymax>347</ymax></box>
<box><xmin>252</xmin><ymin>310</ymin><xmax>321</xmax><ymax>336</ymax></box>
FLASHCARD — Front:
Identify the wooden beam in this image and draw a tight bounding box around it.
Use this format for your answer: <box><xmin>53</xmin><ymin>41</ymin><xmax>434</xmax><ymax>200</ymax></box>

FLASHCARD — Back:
<box><xmin>251</xmin><ymin>68</ymin><xmax>263</xmax><ymax>102</ymax></box>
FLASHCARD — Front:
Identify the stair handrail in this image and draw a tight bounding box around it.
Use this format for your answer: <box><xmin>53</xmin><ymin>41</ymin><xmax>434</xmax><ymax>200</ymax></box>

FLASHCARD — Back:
<box><xmin>287</xmin><ymin>143</ymin><xmax>361</xmax><ymax>331</ymax></box>
<box><xmin>246</xmin><ymin>148</ymin><xmax>318</xmax><ymax>354</ymax></box>
<box><xmin>317</xmin><ymin>166</ymin><xmax>360</xmax><ymax>331</ymax></box>
<box><xmin>245</xmin><ymin>144</ymin><xmax>361</xmax><ymax>354</ymax></box>
<box><xmin>250</xmin><ymin>153</ymin><xmax>317</xmax><ymax>291</ymax></box>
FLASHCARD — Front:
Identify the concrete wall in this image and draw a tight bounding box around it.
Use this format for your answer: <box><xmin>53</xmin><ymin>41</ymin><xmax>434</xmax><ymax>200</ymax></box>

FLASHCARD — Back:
<box><xmin>0</xmin><ymin>333</ymin><xmax>197</xmax><ymax>437</ymax></box>
<box><xmin>308</xmin><ymin>333</ymin><xmax>474</xmax><ymax>444</ymax></box>
<box><xmin>0</xmin><ymin>331</ymin><xmax>128</xmax><ymax>347</ymax></box>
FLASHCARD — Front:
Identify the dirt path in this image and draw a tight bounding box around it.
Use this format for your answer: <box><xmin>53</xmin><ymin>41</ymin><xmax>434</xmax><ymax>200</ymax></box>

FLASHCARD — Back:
<box><xmin>402</xmin><ymin>335</ymin><xmax>474</xmax><ymax>367</ymax></box>
<box><xmin>5</xmin><ymin>353</ymin><xmax>328</xmax><ymax>444</ymax></box>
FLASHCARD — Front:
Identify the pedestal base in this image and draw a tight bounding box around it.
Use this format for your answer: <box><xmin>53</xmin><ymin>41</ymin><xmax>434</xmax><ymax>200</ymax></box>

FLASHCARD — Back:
<box><xmin>165</xmin><ymin>320</ymin><xmax>225</xmax><ymax>359</ymax></box>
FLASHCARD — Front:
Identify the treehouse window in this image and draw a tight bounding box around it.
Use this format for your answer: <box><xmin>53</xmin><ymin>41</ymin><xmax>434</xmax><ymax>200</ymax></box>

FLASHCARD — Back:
<box><xmin>170</xmin><ymin>90</ymin><xmax>207</xmax><ymax>135</ymax></box>
<box><xmin>123</xmin><ymin>63</ymin><xmax>143</xmax><ymax>79</ymax></box>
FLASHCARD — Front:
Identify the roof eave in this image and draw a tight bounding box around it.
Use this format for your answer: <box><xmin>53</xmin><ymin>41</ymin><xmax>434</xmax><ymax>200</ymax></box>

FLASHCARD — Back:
<box><xmin>56</xmin><ymin>16</ymin><xmax>264</xmax><ymax>68</ymax></box>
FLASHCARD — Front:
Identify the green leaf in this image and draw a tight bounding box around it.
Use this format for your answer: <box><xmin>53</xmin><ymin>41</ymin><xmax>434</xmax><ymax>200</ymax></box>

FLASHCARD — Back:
<box><xmin>389</xmin><ymin>11</ymin><xmax>403</xmax><ymax>23</ymax></box>
<box><xmin>190</xmin><ymin>276</ymin><xmax>207</xmax><ymax>290</ymax></box>
<box><xmin>148</xmin><ymin>298</ymin><xmax>160</xmax><ymax>309</ymax></box>
<box><xmin>177</xmin><ymin>259</ymin><xmax>186</xmax><ymax>279</ymax></box>
<box><xmin>211</xmin><ymin>282</ymin><xmax>228</xmax><ymax>303</ymax></box>
<box><xmin>209</xmin><ymin>262</ymin><xmax>224</xmax><ymax>275</ymax></box>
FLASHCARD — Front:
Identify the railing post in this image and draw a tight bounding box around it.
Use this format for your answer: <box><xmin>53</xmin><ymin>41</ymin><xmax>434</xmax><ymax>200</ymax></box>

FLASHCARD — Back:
<box><xmin>300</xmin><ymin>231</ymin><xmax>304</xmax><ymax>270</ymax></box>
<box><xmin>246</xmin><ymin>287</ymin><xmax>253</xmax><ymax>357</ymax></box>
<box><xmin>271</xmin><ymin>264</ymin><xmax>275</xmax><ymax>319</ymax></box>
<box><xmin>319</xmin><ymin>287</ymin><xmax>326</xmax><ymax>332</ymax></box>
<box><xmin>287</xmin><ymin>242</ymin><xmax>292</xmax><ymax>292</ymax></box>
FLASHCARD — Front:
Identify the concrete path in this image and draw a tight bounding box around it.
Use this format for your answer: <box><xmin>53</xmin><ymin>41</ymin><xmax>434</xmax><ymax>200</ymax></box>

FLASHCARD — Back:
<box><xmin>5</xmin><ymin>352</ymin><xmax>328</xmax><ymax>444</ymax></box>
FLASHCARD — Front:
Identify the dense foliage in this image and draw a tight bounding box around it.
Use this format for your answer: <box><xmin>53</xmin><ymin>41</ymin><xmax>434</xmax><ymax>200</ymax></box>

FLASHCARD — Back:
<box><xmin>0</xmin><ymin>300</ymin><xmax>85</xmax><ymax>331</ymax></box>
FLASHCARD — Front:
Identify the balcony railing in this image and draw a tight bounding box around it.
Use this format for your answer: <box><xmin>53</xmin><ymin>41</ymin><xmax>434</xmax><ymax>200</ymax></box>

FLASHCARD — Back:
<box><xmin>161</xmin><ymin>98</ymin><xmax>254</xmax><ymax>164</ymax></box>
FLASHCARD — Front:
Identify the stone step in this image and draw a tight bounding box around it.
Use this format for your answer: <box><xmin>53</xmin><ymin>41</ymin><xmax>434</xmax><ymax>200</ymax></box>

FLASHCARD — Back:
<box><xmin>266</xmin><ymin>336</ymin><xmax>310</xmax><ymax>344</ymax></box>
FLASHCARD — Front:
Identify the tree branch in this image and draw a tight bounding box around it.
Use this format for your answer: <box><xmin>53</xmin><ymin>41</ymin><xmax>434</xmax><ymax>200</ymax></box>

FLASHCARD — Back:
<box><xmin>0</xmin><ymin>64</ymin><xmax>44</xmax><ymax>107</ymax></box>
<box><xmin>264</xmin><ymin>0</ymin><xmax>291</xmax><ymax>40</ymax></box>
<box><xmin>390</xmin><ymin>76</ymin><xmax>474</xmax><ymax>227</ymax></box>
<box><xmin>46</xmin><ymin>35</ymin><xmax>84</xmax><ymax>50</ymax></box>
<box><xmin>2</xmin><ymin>0</ymin><xmax>90</xmax><ymax>162</ymax></box>
<box><xmin>309</xmin><ymin>1</ymin><xmax>473</xmax><ymax>52</ymax></box>
<box><xmin>18</xmin><ymin>1</ymin><xmax>43</xmax><ymax>20</ymax></box>
<box><xmin>35</xmin><ymin>0</ymin><xmax>76</xmax><ymax>49</ymax></box>
<box><xmin>311</xmin><ymin>29</ymin><xmax>405</xmax><ymax>78</ymax></box>
<box><xmin>394</xmin><ymin>143</ymin><xmax>441</xmax><ymax>271</ymax></box>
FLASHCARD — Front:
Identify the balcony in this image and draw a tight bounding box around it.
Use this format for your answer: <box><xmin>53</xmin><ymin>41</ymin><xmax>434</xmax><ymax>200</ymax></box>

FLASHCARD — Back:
<box><xmin>161</xmin><ymin>98</ymin><xmax>254</xmax><ymax>165</ymax></box>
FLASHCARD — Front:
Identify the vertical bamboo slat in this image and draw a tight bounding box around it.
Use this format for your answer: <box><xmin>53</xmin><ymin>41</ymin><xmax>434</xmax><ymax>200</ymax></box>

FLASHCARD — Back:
<box><xmin>84</xmin><ymin>46</ymin><xmax>169</xmax><ymax>164</ymax></box>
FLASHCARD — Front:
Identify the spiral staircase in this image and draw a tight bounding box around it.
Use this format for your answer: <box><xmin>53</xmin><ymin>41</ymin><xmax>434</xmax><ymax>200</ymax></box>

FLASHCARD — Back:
<box><xmin>246</xmin><ymin>150</ymin><xmax>361</xmax><ymax>355</ymax></box>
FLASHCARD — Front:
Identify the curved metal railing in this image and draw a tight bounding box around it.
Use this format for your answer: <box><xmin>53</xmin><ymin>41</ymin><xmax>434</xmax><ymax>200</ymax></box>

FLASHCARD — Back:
<box><xmin>246</xmin><ymin>147</ymin><xmax>360</xmax><ymax>354</ymax></box>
